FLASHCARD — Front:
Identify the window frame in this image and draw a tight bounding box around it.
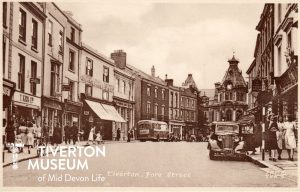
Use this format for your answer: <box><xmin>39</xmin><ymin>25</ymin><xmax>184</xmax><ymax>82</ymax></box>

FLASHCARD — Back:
<box><xmin>19</xmin><ymin>8</ymin><xmax>27</xmax><ymax>42</ymax></box>
<box><xmin>48</xmin><ymin>20</ymin><xmax>53</xmax><ymax>47</ymax></box>
<box><xmin>18</xmin><ymin>54</ymin><xmax>25</xmax><ymax>92</ymax></box>
<box><xmin>85</xmin><ymin>84</ymin><xmax>93</xmax><ymax>97</ymax></box>
<box><xmin>31</xmin><ymin>19</ymin><xmax>38</xmax><ymax>50</ymax></box>
<box><xmin>30</xmin><ymin>60</ymin><xmax>37</xmax><ymax>95</ymax></box>
<box><xmin>103</xmin><ymin>66</ymin><xmax>109</xmax><ymax>83</ymax></box>
<box><xmin>69</xmin><ymin>50</ymin><xmax>75</xmax><ymax>72</ymax></box>
<box><xmin>86</xmin><ymin>58</ymin><xmax>93</xmax><ymax>76</ymax></box>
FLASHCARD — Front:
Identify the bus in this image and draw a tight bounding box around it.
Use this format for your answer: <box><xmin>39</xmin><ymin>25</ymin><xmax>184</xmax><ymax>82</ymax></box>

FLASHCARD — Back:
<box><xmin>137</xmin><ymin>120</ymin><xmax>169</xmax><ymax>141</ymax></box>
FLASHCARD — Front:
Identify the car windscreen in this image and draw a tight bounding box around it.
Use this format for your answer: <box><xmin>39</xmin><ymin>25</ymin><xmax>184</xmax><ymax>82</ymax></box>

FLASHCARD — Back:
<box><xmin>216</xmin><ymin>125</ymin><xmax>238</xmax><ymax>133</ymax></box>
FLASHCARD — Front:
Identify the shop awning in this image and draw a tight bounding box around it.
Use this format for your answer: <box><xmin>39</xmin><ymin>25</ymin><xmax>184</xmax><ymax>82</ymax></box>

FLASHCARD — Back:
<box><xmin>85</xmin><ymin>100</ymin><xmax>126</xmax><ymax>123</ymax></box>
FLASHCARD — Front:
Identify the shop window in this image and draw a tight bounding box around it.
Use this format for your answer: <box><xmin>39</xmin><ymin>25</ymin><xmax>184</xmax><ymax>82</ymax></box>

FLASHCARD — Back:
<box><xmin>18</xmin><ymin>54</ymin><xmax>25</xmax><ymax>92</ymax></box>
<box><xmin>103</xmin><ymin>66</ymin><xmax>109</xmax><ymax>83</ymax></box>
<box><xmin>31</xmin><ymin>19</ymin><xmax>38</xmax><ymax>50</ymax></box>
<box><xmin>19</xmin><ymin>9</ymin><xmax>26</xmax><ymax>42</ymax></box>
<box><xmin>30</xmin><ymin>61</ymin><xmax>37</xmax><ymax>95</ymax></box>
<box><xmin>86</xmin><ymin>58</ymin><xmax>93</xmax><ymax>76</ymax></box>
<box><xmin>85</xmin><ymin>84</ymin><xmax>92</xmax><ymax>97</ymax></box>
<box><xmin>69</xmin><ymin>50</ymin><xmax>75</xmax><ymax>71</ymax></box>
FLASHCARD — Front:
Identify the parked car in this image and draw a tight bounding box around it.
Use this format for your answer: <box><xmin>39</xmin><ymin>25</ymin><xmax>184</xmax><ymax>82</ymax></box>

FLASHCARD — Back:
<box><xmin>207</xmin><ymin>121</ymin><xmax>246</xmax><ymax>160</ymax></box>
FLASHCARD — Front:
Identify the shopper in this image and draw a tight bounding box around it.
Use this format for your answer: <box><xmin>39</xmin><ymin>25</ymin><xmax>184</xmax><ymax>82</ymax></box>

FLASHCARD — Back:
<box><xmin>284</xmin><ymin>116</ymin><xmax>297</xmax><ymax>161</ymax></box>
<box><xmin>266</xmin><ymin>115</ymin><xmax>279</xmax><ymax>161</ymax></box>
<box><xmin>276</xmin><ymin>116</ymin><xmax>285</xmax><ymax>160</ymax></box>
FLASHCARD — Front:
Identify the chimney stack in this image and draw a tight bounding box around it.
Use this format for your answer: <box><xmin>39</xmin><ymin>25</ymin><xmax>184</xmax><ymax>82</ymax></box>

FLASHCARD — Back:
<box><xmin>151</xmin><ymin>65</ymin><xmax>155</xmax><ymax>77</ymax></box>
<box><xmin>111</xmin><ymin>50</ymin><xmax>126</xmax><ymax>69</ymax></box>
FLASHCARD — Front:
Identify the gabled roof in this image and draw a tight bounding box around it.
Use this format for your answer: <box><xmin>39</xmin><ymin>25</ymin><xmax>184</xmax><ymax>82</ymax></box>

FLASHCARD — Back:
<box><xmin>127</xmin><ymin>64</ymin><xmax>167</xmax><ymax>86</ymax></box>
<box><xmin>199</xmin><ymin>89</ymin><xmax>215</xmax><ymax>100</ymax></box>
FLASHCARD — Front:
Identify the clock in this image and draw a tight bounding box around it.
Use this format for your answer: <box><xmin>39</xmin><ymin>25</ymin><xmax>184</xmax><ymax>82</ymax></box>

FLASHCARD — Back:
<box><xmin>226</xmin><ymin>83</ymin><xmax>232</xmax><ymax>90</ymax></box>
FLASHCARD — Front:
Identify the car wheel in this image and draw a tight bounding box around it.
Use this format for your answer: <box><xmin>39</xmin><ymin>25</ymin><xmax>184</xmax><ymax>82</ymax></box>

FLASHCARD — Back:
<box><xmin>209</xmin><ymin>150</ymin><xmax>216</xmax><ymax>160</ymax></box>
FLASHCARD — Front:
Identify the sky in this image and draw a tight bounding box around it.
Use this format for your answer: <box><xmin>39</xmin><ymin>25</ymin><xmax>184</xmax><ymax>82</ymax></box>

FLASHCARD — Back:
<box><xmin>57</xmin><ymin>0</ymin><xmax>264</xmax><ymax>89</ymax></box>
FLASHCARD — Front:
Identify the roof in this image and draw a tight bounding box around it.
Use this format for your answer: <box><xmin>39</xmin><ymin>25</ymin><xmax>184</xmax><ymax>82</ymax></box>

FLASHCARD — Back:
<box><xmin>221</xmin><ymin>55</ymin><xmax>247</xmax><ymax>88</ymax></box>
<box><xmin>81</xmin><ymin>43</ymin><xmax>115</xmax><ymax>66</ymax></box>
<box><xmin>127</xmin><ymin>64</ymin><xmax>167</xmax><ymax>86</ymax></box>
<box><xmin>199</xmin><ymin>89</ymin><xmax>215</xmax><ymax>100</ymax></box>
<box><xmin>182</xmin><ymin>74</ymin><xmax>198</xmax><ymax>90</ymax></box>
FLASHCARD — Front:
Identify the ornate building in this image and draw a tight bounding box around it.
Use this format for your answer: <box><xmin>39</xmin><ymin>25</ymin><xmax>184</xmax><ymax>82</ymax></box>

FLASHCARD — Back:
<box><xmin>207</xmin><ymin>55</ymin><xmax>248</xmax><ymax>122</ymax></box>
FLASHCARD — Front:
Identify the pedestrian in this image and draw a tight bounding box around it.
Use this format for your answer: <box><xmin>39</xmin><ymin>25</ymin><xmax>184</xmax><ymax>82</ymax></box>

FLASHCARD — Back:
<box><xmin>72</xmin><ymin>122</ymin><xmax>78</xmax><ymax>145</ymax></box>
<box><xmin>95</xmin><ymin>131</ymin><xmax>102</xmax><ymax>144</ymax></box>
<box><xmin>253</xmin><ymin>122</ymin><xmax>262</xmax><ymax>153</ymax></box>
<box><xmin>117</xmin><ymin>128</ymin><xmax>121</xmax><ymax>141</ymax></box>
<box><xmin>26</xmin><ymin>121</ymin><xmax>35</xmax><ymax>154</ymax></box>
<box><xmin>127</xmin><ymin>130</ymin><xmax>131</xmax><ymax>142</ymax></box>
<box><xmin>5</xmin><ymin>120</ymin><xmax>15</xmax><ymax>145</ymax></box>
<box><xmin>266</xmin><ymin>115</ymin><xmax>279</xmax><ymax>161</ymax></box>
<box><xmin>276</xmin><ymin>116</ymin><xmax>285</xmax><ymax>160</ymax></box>
<box><xmin>64</xmin><ymin>122</ymin><xmax>71</xmax><ymax>144</ymax></box>
<box><xmin>18</xmin><ymin>121</ymin><xmax>27</xmax><ymax>150</ymax></box>
<box><xmin>52</xmin><ymin>122</ymin><xmax>62</xmax><ymax>147</ymax></box>
<box><xmin>284</xmin><ymin>116</ymin><xmax>297</xmax><ymax>161</ymax></box>
<box><xmin>42</xmin><ymin>122</ymin><xmax>49</xmax><ymax>145</ymax></box>
<box><xmin>87</xmin><ymin>125</ymin><xmax>95</xmax><ymax>145</ymax></box>
<box><xmin>33</xmin><ymin>121</ymin><xmax>42</xmax><ymax>148</ymax></box>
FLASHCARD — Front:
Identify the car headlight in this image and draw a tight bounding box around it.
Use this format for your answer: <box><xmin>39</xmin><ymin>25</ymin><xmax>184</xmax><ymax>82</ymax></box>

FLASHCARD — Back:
<box><xmin>234</xmin><ymin>136</ymin><xmax>239</xmax><ymax>142</ymax></box>
<box><xmin>217</xmin><ymin>135</ymin><xmax>223</xmax><ymax>141</ymax></box>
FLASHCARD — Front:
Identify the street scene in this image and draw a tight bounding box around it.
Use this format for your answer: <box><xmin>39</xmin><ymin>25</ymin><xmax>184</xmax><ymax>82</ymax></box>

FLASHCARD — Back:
<box><xmin>1</xmin><ymin>1</ymin><xmax>299</xmax><ymax>190</ymax></box>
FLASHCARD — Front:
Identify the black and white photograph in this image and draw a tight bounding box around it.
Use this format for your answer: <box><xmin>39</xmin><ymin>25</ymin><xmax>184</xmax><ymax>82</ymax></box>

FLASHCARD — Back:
<box><xmin>1</xmin><ymin>0</ymin><xmax>299</xmax><ymax>191</ymax></box>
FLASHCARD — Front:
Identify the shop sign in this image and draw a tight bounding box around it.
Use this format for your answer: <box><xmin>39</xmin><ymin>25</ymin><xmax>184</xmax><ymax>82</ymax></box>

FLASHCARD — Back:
<box><xmin>80</xmin><ymin>75</ymin><xmax>114</xmax><ymax>93</ymax></box>
<box><xmin>252</xmin><ymin>78</ymin><xmax>262</xmax><ymax>92</ymax></box>
<box><xmin>3</xmin><ymin>87</ymin><xmax>11</xmax><ymax>97</ymax></box>
<box><xmin>14</xmin><ymin>91</ymin><xmax>41</xmax><ymax>107</ymax></box>
<box><xmin>42</xmin><ymin>98</ymin><xmax>62</xmax><ymax>110</ymax></box>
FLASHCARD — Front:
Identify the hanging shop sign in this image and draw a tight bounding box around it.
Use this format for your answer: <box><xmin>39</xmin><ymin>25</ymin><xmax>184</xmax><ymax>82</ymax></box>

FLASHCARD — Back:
<box><xmin>62</xmin><ymin>84</ymin><xmax>71</xmax><ymax>91</ymax></box>
<box><xmin>252</xmin><ymin>78</ymin><xmax>262</xmax><ymax>92</ymax></box>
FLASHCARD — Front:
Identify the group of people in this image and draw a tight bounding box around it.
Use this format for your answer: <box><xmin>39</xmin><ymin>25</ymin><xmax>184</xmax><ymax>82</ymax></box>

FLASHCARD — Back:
<box><xmin>4</xmin><ymin>119</ymin><xmax>42</xmax><ymax>154</ymax></box>
<box><xmin>116</xmin><ymin>128</ymin><xmax>133</xmax><ymax>142</ymax></box>
<box><xmin>87</xmin><ymin>125</ymin><xmax>104</xmax><ymax>145</ymax></box>
<box><xmin>63</xmin><ymin>122</ymin><xmax>79</xmax><ymax>145</ymax></box>
<box><xmin>266</xmin><ymin>115</ymin><xmax>297</xmax><ymax>161</ymax></box>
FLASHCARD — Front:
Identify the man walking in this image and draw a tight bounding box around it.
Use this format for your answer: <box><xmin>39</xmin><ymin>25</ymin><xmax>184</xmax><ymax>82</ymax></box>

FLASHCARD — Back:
<box><xmin>64</xmin><ymin>122</ymin><xmax>71</xmax><ymax>144</ymax></box>
<box><xmin>72</xmin><ymin>122</ymin><xmax>78</xmax><ymax>145</ymax></box>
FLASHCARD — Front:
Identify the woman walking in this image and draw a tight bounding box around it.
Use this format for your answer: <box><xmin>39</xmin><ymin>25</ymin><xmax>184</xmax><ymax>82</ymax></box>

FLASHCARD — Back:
<box><xmin>19</xmin><ymin>121</ymin><xmax>27</xmax><ymax>153</ymax></box>
<box><xmin>276</xmin><ymin>116</ymin><xmax>285</xmax><ymax>160</ymax></box>
<box><xmin>267</xmin><ymin>115</ymin><xmax>279</xmax><ymax>161</ymax></box>
<box><xmin>26</xmin><ymin>121</ymin><xmax>34</xmax><ymax>154</ymax></box>
<box><xmin>284</xmin><ymin>116</ymin><xmax>297</xmax><ymax>161</ymax></box>
<box><xmin>87</xmin><ymin>125</ymin><xmax>95</xmax><ymax>145</ymax></box>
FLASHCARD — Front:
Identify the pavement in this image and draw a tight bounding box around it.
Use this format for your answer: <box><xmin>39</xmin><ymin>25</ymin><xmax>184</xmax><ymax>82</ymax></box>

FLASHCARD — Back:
<box><xmin>2</xmin><ymin>139</ymin><xmax>138</xmax><ymax>167</ymax></box>
<box><xmin>246</xmin><ymin>147</ymin><xmax>298</xmax><ymax>183</ymax></box>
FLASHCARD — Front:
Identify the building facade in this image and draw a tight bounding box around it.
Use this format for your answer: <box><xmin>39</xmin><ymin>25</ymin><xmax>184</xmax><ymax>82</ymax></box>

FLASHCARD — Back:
<box><xmin>79</xmin><ymin>43</ymin><xmax>125</xmax><ymax>140</ymax></box>
<box><xmin>165</xmin><ymin>78</ymin><xmax>184</xmax><ymax>139</ymax></box>
<box><xmin>3</xmin><ymin>2</ymin><xmax>46</xmax><ymax>129</ymax></box>
<box><xmin>206</xmin><ymin>56</ymin><xmax>248</xmax><ymax>123</ymax></box>
<box><xmin>62</xmin><ymin>12</ymin><xmax>83</xmax><ymax>132</ymax></box>
<box><xmin>273</xmin><ymin>3</ymin><xmax>298</xmax><ymax>120</ymax></box>
<box><xmin>111</xmin><ymin>50</ymin><xmax>135</xmax><ymax>141</ymax></box>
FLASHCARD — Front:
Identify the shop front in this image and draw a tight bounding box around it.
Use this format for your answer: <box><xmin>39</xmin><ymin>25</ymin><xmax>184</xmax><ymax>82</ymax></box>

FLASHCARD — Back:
<box><xmin>114</xmin><ymin>98</ymin><xmax>134</xmax><ymax>141</ymax></box>
<box><xmin>82</xmin><ymin>98</ymin><xmax>126</xmax><ymax>141</ymax></box>
<box><xmin>3</xmin><ymin>79</ymin><xmax>15</xmax><ymax>125</ymax></box>
<box><xmin>41</xmin><ymin>96</ymin><xmax>63</xmax><ymax>138</ymax></box>
<box><xmin>169</xmin><ymin>121</ymin><xmax>184</xmax><ymax>140</ymax></box>
<box><xmin>63</xmin><ymin>99</ymin><xmax>82</xmax><ymax>136</ymax></box>
<box><xmin>13</xmin><ymin>91</ymin><xmax>41</xmax><ymax>127</ymax></box>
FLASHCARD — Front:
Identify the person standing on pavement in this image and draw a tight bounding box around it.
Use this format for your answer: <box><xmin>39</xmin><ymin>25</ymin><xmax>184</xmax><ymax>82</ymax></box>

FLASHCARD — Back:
<box><xmin>88</xmin><ymin>125</ymin><xmax>95</xmax><ymax>145</ymax></box>
<box><xmin>64</xmin><ymin>122</ymin><xmax>71</xmax><ymax>144</ymax></box>
<box><xmin>276</xmin><ymin>116</ymin><xmax>285</xmax><ymax>160</ymax></box>
<box><xmin>72</xmin><ymin>122</ymin><xmax>78</xmax><ymax>145</ymax></box>
<box><xmin>267</xmin><ymin>115</ymin><xmax>279</xmax><ymax>161</ymax></box>
<box><xmin>127</xmin><ymin>129</ymin><xmax>131</xmax><ymax>142</ymax></box>
<box><xmin>284</xmin><ymin>116</ymin><xmax>297</xmax><ymax>161</ymax></box>
<box><xmin>26</xmin><ymin>121</ymin><xmax>34</xmax><ymax>154</ymax></box>
<box><xmin>52</xmin><ymin>122</ymin><xmax>62</xmax><ymax>147</ymax></box>
<box><xmin>116</xmin><ymin>128</ymin><xmax>121</xmax><ymax>141</ymax></box>
<box><xmin>5</xmin><ymin>120</ymin><xmax>16</xmax><ymax>147</ymax></box>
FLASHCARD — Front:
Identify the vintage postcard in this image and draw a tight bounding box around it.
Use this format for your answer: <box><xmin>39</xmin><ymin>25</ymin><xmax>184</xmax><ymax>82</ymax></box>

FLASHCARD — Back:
<box><xmin>1</xmin><ymin>0</ymin><xmax>299</xmax><ymax>191</ymax></box>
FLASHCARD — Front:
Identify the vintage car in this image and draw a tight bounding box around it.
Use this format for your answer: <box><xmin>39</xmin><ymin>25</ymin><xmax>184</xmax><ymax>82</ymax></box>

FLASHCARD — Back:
<box><xmin>207</xmin><ymin>121</ymin><xmax>246</xmax><ymax>160</ymax></box>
